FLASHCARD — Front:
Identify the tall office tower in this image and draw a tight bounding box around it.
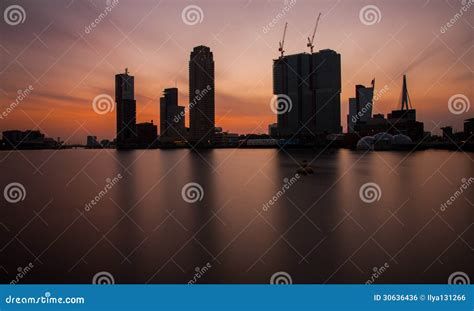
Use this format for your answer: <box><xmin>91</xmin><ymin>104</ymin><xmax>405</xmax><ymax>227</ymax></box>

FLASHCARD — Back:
<box><xmin>347</xmin><ymin>82</ymin><xmax>374</xmax><ymax>133</ymax></box>
<box><xmin>273</xmin><ymin>49</ymin><xmax>341</xmax><ymax>139</ymax></box>
<box><xmin>115</xmin><ymin>68</ymin><xmax>136</xmax><ymax>148</ymax></box>
<box><xmin>189</xmin><ymin>45</ymin><xmax>215</xmax><ymax>145</ymax></box>
<box><xmin>312</xmin><ymin>49</ymin><xmax>342</xmax><ymax>134</ymax></box>
<box><xmin>273</xmin><ymin>53</ymin><xmax>314</xmax><ymax>138</ymax></box>
<box><xmin>160</xmin><ymin>88</ymin><xmax>186</xmax><ymax>142</ymax></box>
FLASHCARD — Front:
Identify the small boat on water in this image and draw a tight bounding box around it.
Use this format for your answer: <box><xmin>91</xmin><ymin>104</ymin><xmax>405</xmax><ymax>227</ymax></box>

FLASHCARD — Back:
<box><xmin>297</xmin><ymin>160</ymin><xmax>314</xmax><ymax>175</ymax></box>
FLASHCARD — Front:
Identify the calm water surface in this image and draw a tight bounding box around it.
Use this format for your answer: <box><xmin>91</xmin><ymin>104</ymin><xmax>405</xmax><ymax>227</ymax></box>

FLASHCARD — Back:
<box><xmin>0</xmin><ymin>149</ymin><xmax>473</xmax><ymax>283</ymax></box>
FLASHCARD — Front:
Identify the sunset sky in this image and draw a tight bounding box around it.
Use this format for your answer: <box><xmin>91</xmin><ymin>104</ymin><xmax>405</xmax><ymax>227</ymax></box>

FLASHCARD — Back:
<box><xmin>1</xmin><ymin>0</ymin><xmax>472</xmax><ymax>143</ymax></box>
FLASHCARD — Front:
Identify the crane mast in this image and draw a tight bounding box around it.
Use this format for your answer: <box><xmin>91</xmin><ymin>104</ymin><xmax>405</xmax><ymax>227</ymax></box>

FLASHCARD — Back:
<box><xmin>278</xmin><ymin>22</ymin><xmax>288</xmax><ymax>58</ymax></box>
<box><xmin>307</xmin><ymin>13</ymin><xmax>321</xmax><ymax>54</ymax></box>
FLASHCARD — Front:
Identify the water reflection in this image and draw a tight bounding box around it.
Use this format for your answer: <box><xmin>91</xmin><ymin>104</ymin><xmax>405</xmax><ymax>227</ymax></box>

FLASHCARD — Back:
<box><xmin>0</xmin><ymin>149</ymin><xmax>472</xmax><ymax>284</ymax></box>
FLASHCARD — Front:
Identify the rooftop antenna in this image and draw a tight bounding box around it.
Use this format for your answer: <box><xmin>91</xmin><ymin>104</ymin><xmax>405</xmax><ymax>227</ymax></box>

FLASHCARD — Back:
<box><xmin>307</xmin><ymin>13</ymin><xmax>321</xmax><ymax>54</ymax></box>
<box><xmin>278</xmin><ymin>22</ymin><xmax>288</xmax><ymax>58</ymax></box>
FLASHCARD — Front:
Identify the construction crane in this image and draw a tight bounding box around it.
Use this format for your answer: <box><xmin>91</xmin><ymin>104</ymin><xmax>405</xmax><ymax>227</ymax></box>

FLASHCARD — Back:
<box><xmin>278</xmin><ymin>22</ymin><xmax>288</xmax><ymax>58</ymax></box>
<box><xmin>307</xmin><ymin>13</ymin><xmax>321</xmax><ymax>54</ymax></box>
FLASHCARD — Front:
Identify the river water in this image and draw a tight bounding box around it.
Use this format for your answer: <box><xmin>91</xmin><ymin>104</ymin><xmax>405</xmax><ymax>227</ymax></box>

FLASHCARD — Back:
<box><xmin>0</xmin><ymin>149</ymin><xmax>472</xmax><ymax>284</ymax></box>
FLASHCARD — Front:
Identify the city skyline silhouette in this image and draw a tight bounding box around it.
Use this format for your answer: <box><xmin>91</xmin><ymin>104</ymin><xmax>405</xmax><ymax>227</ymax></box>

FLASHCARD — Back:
<box><xmin>1</xmin><ymin>0</ymin><xmax>472</xmax><ymax>144</ymax></box>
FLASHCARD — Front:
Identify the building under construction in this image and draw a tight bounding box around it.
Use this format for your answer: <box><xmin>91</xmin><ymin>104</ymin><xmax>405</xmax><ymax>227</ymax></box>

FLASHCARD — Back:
<box><xmin>272</xmin><ymin>16</ymin><xmax>342</xmax><ymax>142</ymax></box>
<box><xmin>273</xmin><ymin>50</ymin><xmax>341</xmax><ymax>139</ymax></box>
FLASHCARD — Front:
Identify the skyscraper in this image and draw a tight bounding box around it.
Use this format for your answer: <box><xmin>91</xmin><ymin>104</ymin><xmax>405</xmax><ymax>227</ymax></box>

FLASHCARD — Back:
<box><xmin>115</xmin><ymin>68</ymin><xmax>136</xmax><ymax>148</ymax></box>
<box><xmin>347</xmin><ymin>81</ymin><xmax>374</xmax><ymax>133</ymax></box>
<box><xmin>160</xmin><ymin>88</ymin><xmax>186</xmax><ymax>142</ymax></box>
<box><xmin>313</xmin><ymin>50</ymin><xmax>342</xmax><ymax>135</ymax></box>
<box><xmin>189</xmin><ymin>46</ymin><xmax>215</xmax><ymax>145</ymax></box>
<box><xmin>273</xmin><ymin>53</ymin><xmax>313</xmax><ymax>138</ymax></box>
<box><xmin>273</xmin><ymin>49</ymin><xmax>341</xmax><ymax>140</ymax></box>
